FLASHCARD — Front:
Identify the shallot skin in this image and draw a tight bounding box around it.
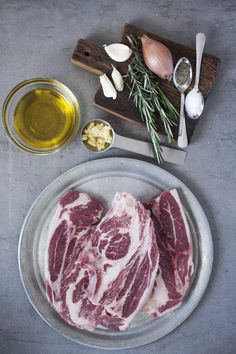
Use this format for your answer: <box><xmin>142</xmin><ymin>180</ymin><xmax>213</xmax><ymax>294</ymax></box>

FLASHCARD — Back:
<box><xmin>141</xmin><ymin>34</ymin><xmax>173</xmax><ymax>80</ymax></box>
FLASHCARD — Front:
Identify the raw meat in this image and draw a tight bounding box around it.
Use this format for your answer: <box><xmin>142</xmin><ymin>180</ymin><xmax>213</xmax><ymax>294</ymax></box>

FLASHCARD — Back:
<box><xmin>45</xmin><ymin>188</ymin><xmax>192</xmax><ymax>331</ymax></box>
<box><xmin>44</xmin><ymin>189</ymin><xmax>105</xmax><ymax>330</ymax></box>
<box><xmin>143</xmin><ymin>189</ymin><xmax>194</xmax><ymax>317</ymax></box>
<box><xmin>78</xmin><ymin>192</ymin><xmax>159</xmax><ymax>330</ymax></box>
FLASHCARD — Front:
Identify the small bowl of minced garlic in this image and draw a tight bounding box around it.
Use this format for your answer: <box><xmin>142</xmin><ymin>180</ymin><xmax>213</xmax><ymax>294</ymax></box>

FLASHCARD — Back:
<box><xmin>81</xmin><ymin>119</ymin><xmax>114</xmax><ymax>153</ymax></box>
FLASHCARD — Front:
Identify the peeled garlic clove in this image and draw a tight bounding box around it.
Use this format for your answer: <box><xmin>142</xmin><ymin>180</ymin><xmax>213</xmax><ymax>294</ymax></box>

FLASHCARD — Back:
<box><xmin>111</xmin><ymin>65</ymin><xmax>124</xmax><ymax>92</ymax></box>
<box><xmin>104</xmin><ymin>43</ymin><xmax>132</xmax><ymax>62</ymax></box>
<box><xmin>99</xmin><ymin>73</ymin><xmax>117</xmax><ymax>100</ymax></box>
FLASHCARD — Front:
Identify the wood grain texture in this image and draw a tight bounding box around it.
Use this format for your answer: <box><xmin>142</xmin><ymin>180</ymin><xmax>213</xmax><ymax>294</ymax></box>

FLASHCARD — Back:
<box><xmin>71</xmin><ymin>23</ymin><xmax>221</xmax><ymax>141</ymax></box>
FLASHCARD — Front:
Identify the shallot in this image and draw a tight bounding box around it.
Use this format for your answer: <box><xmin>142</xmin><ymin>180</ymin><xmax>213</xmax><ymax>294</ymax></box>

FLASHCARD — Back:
<box><xmin>141</xmin><ymin>34</ymin><xmax>173</xmax><ymax>80</ymax></box>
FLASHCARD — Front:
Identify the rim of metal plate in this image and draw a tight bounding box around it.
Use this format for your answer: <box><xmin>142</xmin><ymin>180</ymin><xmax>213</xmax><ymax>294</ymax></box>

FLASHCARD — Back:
<box><xmin>18</xmin><ymin>157</ymin><xmax>213</xmax><ymax>350</ymax></box>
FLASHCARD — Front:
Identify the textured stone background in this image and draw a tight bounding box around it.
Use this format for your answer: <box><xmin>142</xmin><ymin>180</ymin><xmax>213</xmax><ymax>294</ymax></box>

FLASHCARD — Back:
<box><xmin>0</xmin><ymin>0</ymin><xmax>235</xmax><ymax>353</ymax></box>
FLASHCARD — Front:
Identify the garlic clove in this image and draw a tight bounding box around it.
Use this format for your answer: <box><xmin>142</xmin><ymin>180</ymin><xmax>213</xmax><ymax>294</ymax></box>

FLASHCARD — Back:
<box><xmin>99</xmin><ymin>73</ymin><xmax>117</xmax><ymax>100</ymax></box>
<box><xmin>111</xmin><ymin>65</ymin><xmax>124</xmax><ymax>92</ymax></box>
<box><xmin>104</xmin><ymin>43</ymin><xmax>132</xmax><ymax>62</ymax></box>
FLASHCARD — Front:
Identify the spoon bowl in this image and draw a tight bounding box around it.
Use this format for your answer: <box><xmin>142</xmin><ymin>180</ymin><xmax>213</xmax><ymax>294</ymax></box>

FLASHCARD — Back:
<box><xmin>185</xmin><ymin>88</ymin><xmax>204</xmax><ymax>119</ymax></box>
<box><xmin>81</xmin><ymin>119</ymin><xmax>115</xmax><ymax>153</ymax></box>
<box><xmin>173</xmin><ymin>57</ymin><xmax>192</xmax><ymax>93</ymax></box>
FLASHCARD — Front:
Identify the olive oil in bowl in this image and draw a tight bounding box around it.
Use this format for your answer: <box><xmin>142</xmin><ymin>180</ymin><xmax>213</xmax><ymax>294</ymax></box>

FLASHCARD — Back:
<box><xmin>14</xmin><ymin>88</ymin><xmax>76</xmax><ymax>149</ymax></box>
<box><xmin>2</xmin><ymin>78</ymin><xmax>80</xmax><ymax>154</ymax></box>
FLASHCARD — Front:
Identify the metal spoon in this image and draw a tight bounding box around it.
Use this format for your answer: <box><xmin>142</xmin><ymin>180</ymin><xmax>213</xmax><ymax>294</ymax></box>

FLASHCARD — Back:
<box><xmin>173</xmin><ymin>57</ymin><xmax>192</xmax><ymax>149</ymax></box>
<box><xmin>185</xmin><ymin>33</ymin><xmax>206</xmax><ymax>119</ymax></box>
<box><xmin>81</xmin><ymin>119</ymin><xmax>186</xmax><ymax>165</ymax></box>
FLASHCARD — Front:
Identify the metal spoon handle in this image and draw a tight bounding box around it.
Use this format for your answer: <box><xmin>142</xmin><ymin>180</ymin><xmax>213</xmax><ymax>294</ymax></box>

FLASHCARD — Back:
<box><xmin>195</xmin><ymin>33</ymin><xmax>206</xmax><ymax>88</ymax></box>
<box><xmin>177</xmin><ymin>92</ymin><xmax>188</xmax><ymax>148</ymax></box>
<box><xmin>113</xmin><ymin>134</ymin><xmax>186</xmax><ymax>165</ymax></box>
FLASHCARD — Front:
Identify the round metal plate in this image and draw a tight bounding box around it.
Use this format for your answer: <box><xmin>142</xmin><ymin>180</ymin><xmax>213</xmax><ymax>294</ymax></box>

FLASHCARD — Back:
<box><xmin>18</xmin><ymin>157</ymin><xmax>213</xmax><ymax>349</ymax></box>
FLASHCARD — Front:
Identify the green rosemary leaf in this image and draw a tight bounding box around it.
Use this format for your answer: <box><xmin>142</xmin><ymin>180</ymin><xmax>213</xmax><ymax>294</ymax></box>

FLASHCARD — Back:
<box><xmin>126</xmin><ymin>35</ymin><xmax>178</xmax><ymax>162</ymax></box>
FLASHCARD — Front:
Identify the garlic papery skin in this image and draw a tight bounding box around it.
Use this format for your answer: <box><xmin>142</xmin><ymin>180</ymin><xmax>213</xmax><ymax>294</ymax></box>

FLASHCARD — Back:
<box><xmin>141</xmin><ymin>34</ymin><xmax>173</xmax><ymax>80</ymax></box>
<box><xmin>104</xmin><ymin>43</ymin><xmax>132</xmax><ymax>62</ymax></box>
<box><xmin>99</xmin><ymin>74</ymin><xmax>117</xmax><ymax>100</ymax></box>
<box><xmin>111</xmin><ymin>65</ymin><xmax>124</xmax><ymax>92</ymax></box>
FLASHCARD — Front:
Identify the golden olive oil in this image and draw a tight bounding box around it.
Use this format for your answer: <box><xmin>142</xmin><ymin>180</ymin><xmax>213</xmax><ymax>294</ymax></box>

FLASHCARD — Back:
<box><xmin>14</xmin><ymin>88</ymin><xmax>76</xmax><ymax>149</ymax></box>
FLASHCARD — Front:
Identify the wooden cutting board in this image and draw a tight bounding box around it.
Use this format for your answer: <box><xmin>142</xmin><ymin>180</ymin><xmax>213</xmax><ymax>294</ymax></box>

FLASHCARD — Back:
<box><xmin>71</xmin><ymin>23</ymin><xmax>220</xmax><ymax>141</ymax></box>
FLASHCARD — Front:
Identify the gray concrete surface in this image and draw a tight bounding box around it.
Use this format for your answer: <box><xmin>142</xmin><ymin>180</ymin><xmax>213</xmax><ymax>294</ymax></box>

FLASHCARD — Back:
<box><xmin>0</xmin><ymin>0</ymin><xmax>235</xmax><ymax>353</ymax></box>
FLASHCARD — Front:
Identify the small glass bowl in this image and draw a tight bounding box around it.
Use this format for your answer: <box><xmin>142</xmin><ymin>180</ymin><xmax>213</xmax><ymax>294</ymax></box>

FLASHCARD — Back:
<box><xmin>2</xmin><ymin>78</ymin><xmax>81</xmax><ymax>154</ymax></box>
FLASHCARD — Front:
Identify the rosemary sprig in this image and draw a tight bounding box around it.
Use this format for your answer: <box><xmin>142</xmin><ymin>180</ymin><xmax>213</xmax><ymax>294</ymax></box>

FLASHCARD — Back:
<box><xmin>126</xmin><ymin>35</ymin><xmax>178</xmax><ymax>163</ymax></box>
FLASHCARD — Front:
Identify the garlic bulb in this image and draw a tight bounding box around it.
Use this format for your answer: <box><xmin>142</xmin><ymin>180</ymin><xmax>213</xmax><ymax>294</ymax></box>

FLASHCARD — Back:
<box><xmin>141</xmin><ymin>34</ymin><xmax>173</xmax><ymax>80</ymax></box>
<box><xmin>104</xmin><ymin>43</ymin><xmax>132</xmax><ymax>62</ymax></box>
<box><xmin>111</xmin><ymin>65</ymin><xmax>124</xmax><ymax>92</ymax></box>
<box><xmin>99</xmin><ymin>74</ymin><xmax>117</xmax><ymax>100</ymax></box>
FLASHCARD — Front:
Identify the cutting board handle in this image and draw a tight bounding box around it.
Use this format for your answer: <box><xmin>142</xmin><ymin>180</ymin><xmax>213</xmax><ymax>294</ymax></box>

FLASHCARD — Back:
<box><xmin>71</xmin><ymin>39</ymin><xmax>112</xmax><ymax>76</ymax></box>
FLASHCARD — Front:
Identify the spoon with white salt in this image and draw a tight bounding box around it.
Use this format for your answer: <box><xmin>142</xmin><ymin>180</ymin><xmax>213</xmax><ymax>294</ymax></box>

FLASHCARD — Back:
<box><xmin>185</xmin><ymin>33</ymin><xmax>206</xmax><ymax>119</ymax></box>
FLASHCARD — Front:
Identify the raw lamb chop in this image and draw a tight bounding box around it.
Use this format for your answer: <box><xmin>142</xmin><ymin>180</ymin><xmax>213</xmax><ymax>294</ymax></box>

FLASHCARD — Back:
<box><xmin>143</xmin><ymin>189</ymin><xmax>194</xmax><ymax>317</ymax></box>
<box><xmin>44</xmin><ymin>189</ymin><xmax>105</xmax><ymax>330</ymax></box>
<box><xmin>78</xmin><ymin>192</ymin><xmax>159</xmax><ymax>330</ymax></box>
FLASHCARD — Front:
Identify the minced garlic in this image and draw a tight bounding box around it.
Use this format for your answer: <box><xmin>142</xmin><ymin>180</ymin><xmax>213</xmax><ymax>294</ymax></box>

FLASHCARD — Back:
<box><xmin>82</xmin><ymin>121</ymin><xmax>113</xmax><ymax>151</ymax></box>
